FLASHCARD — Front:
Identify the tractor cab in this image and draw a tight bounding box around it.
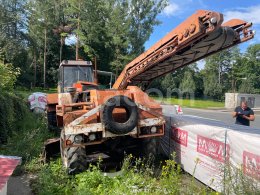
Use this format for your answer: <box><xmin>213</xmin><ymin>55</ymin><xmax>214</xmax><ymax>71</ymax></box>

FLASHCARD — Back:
<box><xmin>58</xmin><ymin>60</ymin><xmax>97</xmax><ymax>93</ymax></box>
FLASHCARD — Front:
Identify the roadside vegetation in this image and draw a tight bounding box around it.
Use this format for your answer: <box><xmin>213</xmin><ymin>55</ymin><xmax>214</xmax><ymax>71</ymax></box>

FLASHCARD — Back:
<box><xmin>163</xmin><ymin>98</ymin><xmax>224</xmax><ymax>109</ymax></box>
<box><xmin>27</xmin><ymin>155</ymin><xmax>217</xmax><ymax>195</ymax></box>
<box><xmin>153</xmin><ymin>97</ymin><xmax>224</xmax><ymax>109</ymax></box>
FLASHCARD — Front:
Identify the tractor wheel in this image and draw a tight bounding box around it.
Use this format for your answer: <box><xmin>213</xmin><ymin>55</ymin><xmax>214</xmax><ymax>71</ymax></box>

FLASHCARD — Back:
<box><xmin>60</xmin><ymin>130</ymin><xmax>68</xmax><ymax>168</ymax></box>
<box><xmin>67</xmin><ymin>146</ymin><xmax>88</xmax><ymax>175</ymax></box>
<box><xmin>102</xmin><ymin>95</ymin><xmax>138</xmax><ymax>135</ymax></box>
<box><xmin>47</xmin><ymin>111</ymin><xmax>57</xmax><ymax>130</ymax></box>
<box><xmin>60</xmin><ymin>131</ymin><xmax>88</xmax><ymax>174</ymax></box>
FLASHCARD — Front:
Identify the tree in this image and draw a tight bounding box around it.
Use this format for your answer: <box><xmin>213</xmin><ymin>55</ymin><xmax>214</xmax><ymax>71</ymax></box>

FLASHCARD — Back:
<box><xmin>149</xmin><ymin>63</ymin><xmax>202</xmax><ymax>98</ymax></box>
<box><xmin>238</xmin><ymin>44</ymin><xmax>260</xmax><ymax>93</ymax></box>
<box><xmin>106</xmin><ymin>0</ymin><xmax>132</xmax><ymax>74</ymax></box>
<box><xmin>0</xmin><ymin>0</ymin><xmax>168</xmax><ymax>88</ymax></box>
<box><xmin>128</xmin><ymin>0</ymin><xmax>168</xmax><ymax>56</ymax></box>
<box><xmin>179</xmin><ymin>71</ymin><xmax>196</xmax><ymax>98</ymax></box>
<box><xmin>0</xmin><ymin>0</ymin><xmax>30</xmax><ymax>86</ymax></box>
<box><xmin>239</xmin><ymin>79</ymin><xmax>255</xmax><ymax>94</ymax></box>
<box><xmin>201</xmin><ymin>47</ymin><xmax>242</xmax><ymax>99</ymax></box>
<box><xmin>66</xmin><ymin>0</ymin><xmax>167</xmax><ymax>75</ymax></box>
<box><xmin>161</xmin><ymin>74</ymin><xmax>177</xmax><ymax>95</ymax></box>
<box><xmin>0</xmin><ymin>58</ymin><xmax>20</xmax><ymax>90</ymax></box>
<box><xmin>203</xmin><ymin>73</ymin><xmax>223</xmax><ymax>100</ymax></box>
<box><xmin>27</xmin><ymin>0</ymin><xmax>68</xmax><ymax>87</ymax></box>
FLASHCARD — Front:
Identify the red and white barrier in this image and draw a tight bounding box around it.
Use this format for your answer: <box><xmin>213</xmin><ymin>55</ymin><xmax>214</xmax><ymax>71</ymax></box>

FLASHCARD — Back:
<box><xmin>160</xmin><ymin>114</ymin><xmax>260</xmax><ymax>192</ymax></box>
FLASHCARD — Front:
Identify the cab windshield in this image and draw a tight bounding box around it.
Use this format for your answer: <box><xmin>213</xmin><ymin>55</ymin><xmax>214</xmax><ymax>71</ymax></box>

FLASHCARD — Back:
<box><xmin>63</xmin><ymin>66</ymin><xmax>93</xmax><ymax>88</ymax></box>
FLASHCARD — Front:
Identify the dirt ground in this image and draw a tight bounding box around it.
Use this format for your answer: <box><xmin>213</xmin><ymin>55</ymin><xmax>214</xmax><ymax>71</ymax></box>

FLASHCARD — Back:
<box><xmin>7</xmin><ymin>175</ymin><xmax>33</xmax><ymax>195</ymax></box>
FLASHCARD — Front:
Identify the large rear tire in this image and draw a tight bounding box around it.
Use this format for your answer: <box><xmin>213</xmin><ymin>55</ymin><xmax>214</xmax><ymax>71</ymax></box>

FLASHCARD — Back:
<box><xmin>60</xmin><ymin>131</ymin><xmax>88</xmax><ymax>174</ymax></box>
<box><xmin>60</xmin><ymin>130</ymin><xmax>68</xmax><ymax>168</ymax></box>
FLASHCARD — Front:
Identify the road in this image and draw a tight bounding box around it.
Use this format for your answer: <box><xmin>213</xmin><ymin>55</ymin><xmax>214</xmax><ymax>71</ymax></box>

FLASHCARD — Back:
<box><xmin>8</xmin><ymin>175</ymin><xmax>32</xmax><ymax>195</ymax></box>
<box><xmin>182</xmin><ymin>107</ymin><xmax>260</xmax><ymax>128</ymax></box>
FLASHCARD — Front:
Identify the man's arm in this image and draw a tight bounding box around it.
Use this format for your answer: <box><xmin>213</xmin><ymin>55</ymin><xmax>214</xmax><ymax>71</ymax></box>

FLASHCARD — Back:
<box><xmin>232</xmin><ymin>112</ymin><xmax>238</xmax><ymax>118</ymax></box>
<box><xmin>232</xmin><ymin>107</ymin><xmax>239</xmax><ymax>118</ymax></box>
<box><xmin>242</xmin><ymin>108</ymin><xmax>255</xmax><ymax>121</ymax></box>
<box><xmin>242</xmin><ymin>114</ymin><xmax>255</xmax><ymax>121</ymax></box>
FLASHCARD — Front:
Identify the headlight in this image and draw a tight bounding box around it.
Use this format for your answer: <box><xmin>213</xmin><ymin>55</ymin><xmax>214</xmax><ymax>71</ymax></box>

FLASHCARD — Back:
<box><xmin>150</xmin><ymin>126</ymin><xmax>157</xmax><ymax>134</ymax></box>
<box><xmin>74</xmin><ymin>135</ymin><xmax>83</xmax><ymax>143</ymax></box>
<box><xmin>89</xmin><ymin>134</ymin><xmax>96</xmax><ymax>141</ymax></box>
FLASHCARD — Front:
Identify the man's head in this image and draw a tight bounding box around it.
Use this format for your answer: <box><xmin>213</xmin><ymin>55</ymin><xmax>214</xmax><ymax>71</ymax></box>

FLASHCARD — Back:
<box><xmin>241</xmin><ymin>101</ymin><xmax>248</xmax><ymax>110</ymax></box>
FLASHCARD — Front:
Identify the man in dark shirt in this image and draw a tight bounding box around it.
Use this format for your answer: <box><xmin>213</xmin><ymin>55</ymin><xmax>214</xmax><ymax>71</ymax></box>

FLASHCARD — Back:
<box><xmin>232</xmin><ymin>101</ymin><xmax>255</xmax><ymax>126</ymax></box>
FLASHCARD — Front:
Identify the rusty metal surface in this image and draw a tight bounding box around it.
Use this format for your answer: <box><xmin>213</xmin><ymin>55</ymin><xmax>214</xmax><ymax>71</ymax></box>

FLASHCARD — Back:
<box><xmin>65</xmin><ymin>117</ymin><xmax>164</xmax><ymax>137</ymax></box>
<box><xmin>69</xmin><ymin>105</ymin><xmax>102</xmax><ymax>126</ymax></box>
<box><xmin>65</xmin><ymin>123</ymin><xmax>103</xmax><ymax>135</ymax></box>
<box><xmin>90</xmin><ymin>86</ymin><xmax>161</xmax><ymax>109</ymax></box>
<box><xmin>112</xmin><ymin>10</ymin><xmax>254</xmax><ymax>90</ymax></box>
<box><xmin>47</xmin><ymin>93</ymin><xmax>58</xmax><ymax>105</ymax></box>
<box><xmin>139</xmin><ymin>118</ymin><xmax>165</xmax><ymax>127</ymax></box>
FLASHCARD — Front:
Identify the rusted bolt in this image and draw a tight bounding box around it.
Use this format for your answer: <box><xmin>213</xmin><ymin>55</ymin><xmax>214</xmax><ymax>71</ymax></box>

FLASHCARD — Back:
<box><xmin>183</xmin><ymin>29</ymin><xmax>189</xmax><ymax>38</ymax></box>
<box><xmin>189</xmin><ymin>24</ymin><xmax>196</xmax><ymax>34</ymax></box>
<box><xmin>179</xmin><ymin>33</ymin><xmax>183</xmax><ymax>41</ymax></box>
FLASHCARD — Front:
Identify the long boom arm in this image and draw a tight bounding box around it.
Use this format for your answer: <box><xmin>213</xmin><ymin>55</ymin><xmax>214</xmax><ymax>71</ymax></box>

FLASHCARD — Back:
<box><xmin>113</xmin><ymin>10</ymin><xmax>254</xmax><ymax>90</ymax></box>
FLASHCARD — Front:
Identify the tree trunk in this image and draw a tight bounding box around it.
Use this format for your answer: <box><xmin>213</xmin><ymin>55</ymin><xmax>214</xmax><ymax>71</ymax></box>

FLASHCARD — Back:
<box><xmin>43</xmin><ymin>27</ymin><xmax>47</xmax><ymax>88</ymax></box>
<box><xmin>34</xmin><ymin>53</ymin><xmax>37</xmax><ymax>87</ymax></box>
<box><xmin>76</xmin><ymin>2</ymin><xmax>81</xmax><ymax>60</ymax></box>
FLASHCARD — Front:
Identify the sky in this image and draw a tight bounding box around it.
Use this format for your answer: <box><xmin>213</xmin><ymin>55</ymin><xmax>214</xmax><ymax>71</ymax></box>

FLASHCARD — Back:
<box><xmin>145</xmin><ymin>0</ymin><xmax>260</xmax><ymax>69</ymax></box>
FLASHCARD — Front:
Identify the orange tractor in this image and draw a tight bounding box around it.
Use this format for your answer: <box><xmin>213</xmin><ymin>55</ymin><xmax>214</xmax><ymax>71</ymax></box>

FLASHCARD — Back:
<box><xmin>46</xmin><ymin>10</ymin><xmax>254</xmax><ymax>174</ymax></box>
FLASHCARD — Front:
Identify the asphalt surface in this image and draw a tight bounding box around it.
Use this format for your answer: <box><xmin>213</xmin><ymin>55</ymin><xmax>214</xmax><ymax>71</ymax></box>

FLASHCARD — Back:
<box><xmin>182</xmin><ymin>107</ymin><xmax>260</xmax><ymax>128</ymax></box>
<box><xmin>8</xmin><ymin>175</ymin><xmax>32</xmax><ymax>195</ymax></box>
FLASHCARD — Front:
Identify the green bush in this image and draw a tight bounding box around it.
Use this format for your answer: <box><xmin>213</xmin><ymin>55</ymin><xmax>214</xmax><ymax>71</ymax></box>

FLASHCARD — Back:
<box><xmin>0</xmin><ymin>91</ymin><xmax>53</xmax><ymax>162</ymax></box>
<box><xmin>223</xmin><ymin>163</ymin><xmax>260</xmax><ymax>194</ymax></box>
<box><xmin>0</xmin><ymin>60</ymin><xmax>20</xmax><ymax>90</ymax></box>
<box><xmin>0</xmin><ymin>92</ymin><xmax>26</xmax><ymax>143</ymax></box>
<box><xmin>28</xmin><ymin>155</ymin><xmax>217</xmax><ymax>195</ymax></box>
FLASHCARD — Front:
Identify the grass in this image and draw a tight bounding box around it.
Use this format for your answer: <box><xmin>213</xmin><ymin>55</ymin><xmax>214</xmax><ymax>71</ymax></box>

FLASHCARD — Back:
<box><xmin>14</xmin><ymin>86</ymin><xmax>57</xmax><ymax>100</ymax></box>
<box><xmin>27</xmin><ymin>155</ymin><xmax>217</xmax><ymax>195</ymax></box>
<box><xmin>153</xmin><ymin>97</ymin><xmax>224</xmax><ymax>109</ymax></box>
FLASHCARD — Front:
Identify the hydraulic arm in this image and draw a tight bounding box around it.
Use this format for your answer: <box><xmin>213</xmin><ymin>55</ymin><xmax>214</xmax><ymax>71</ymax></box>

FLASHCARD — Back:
<box><xmin>113</xmin><ymin>10</ymin><xmax>254</xmax><ymax>90</ymax></box>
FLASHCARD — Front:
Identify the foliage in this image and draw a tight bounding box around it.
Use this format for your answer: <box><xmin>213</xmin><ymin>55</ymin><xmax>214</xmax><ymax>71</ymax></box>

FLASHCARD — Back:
<box><xmin>238</xmin><ymin>44</ymin><xmax>260</xmax><ymax>93</ymax></box>
<box><xmin>161</xmin><ymin>74</ymin><xmax>177</xmax><ymax>95</ymax></box>
<box><xmin>238</xmin><ymin>79</ymin><xmax>255</xmax><ymax>94</ymax></box>
<box><xmin>21</xmin><ymin>0</ymin><xmax>168</xmax><ymax>88</ymax></box>
<box><xmin>1</xmin><ymin>114</ymin><xmax>53</xmax><ymax>162</ymax></box>
<box><xmin>28</xmin><ymin>155</ymin><xmax>218</xmax><ymax>195</ymax></box>
<box><xmin>0</xmin><ymin>60</ymin><xmax>20</xmax><ymax>90</ymax></box>
<box><xmin>201</xmin><ymin>47</ymin><xmax>245</xmax><ymax>100</ymax></box>
<box><xmin>223</xmin><ymin>163</ymin><xmax>260</xmax><ymax>195</ymax></box>
<box><xmin>0</xmin><ymin>92</ymin><xmax>25</xmax><ymax>143</ymax></box>
<box><xmin>0</xmin><ymin>90</ymin><xmax>54</xmax><ymax>161</ymax></box>
<box><xmin>149</xmin><ymin>63</ymin><xmax>203</xmax><ymax>98</ymax></box>
<box><xmin>127</xmin><ymin>0</ymin><xmax>168</xmax><ymax>56</ymax></box>
<box><xmin>203</xmin><ymin>73</ymin><xmax>223</xmax><ymax>100</ymax></box>
<box><xmin>65</xmin><ymin>0</ymin><xmax>168</xmax><ymax>73</ymax></box>
<box><xmin>154</xmin><ymin>97</ymin><xmax>224</xmax><ymax>108</ymax></box>
<box><xmin>179</xmin><ymin>71</ymin><xmax>196</xmax><ymax>98</ymax></box>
